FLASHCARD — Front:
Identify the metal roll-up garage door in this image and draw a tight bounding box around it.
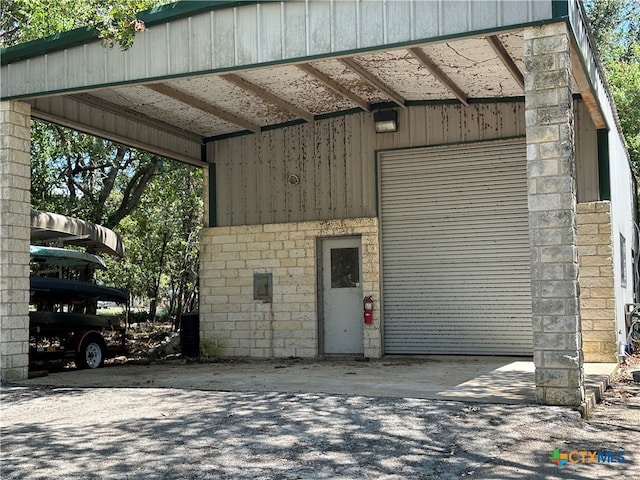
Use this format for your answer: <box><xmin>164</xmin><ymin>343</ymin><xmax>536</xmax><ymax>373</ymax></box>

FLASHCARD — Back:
<box><xmin>379</xmin><ymin>138</ymin><xmax>533</xmax><ymax>355</ymax></box>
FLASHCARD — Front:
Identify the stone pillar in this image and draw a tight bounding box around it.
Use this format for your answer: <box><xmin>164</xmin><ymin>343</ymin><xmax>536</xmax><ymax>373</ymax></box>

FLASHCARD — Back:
<box><xmin>0</xmin><ymin>101</ymin><xmax>31</xmax><ymax>382</ymax></box>
<box><xmin>524</xmin><ymin>24</ymin><xmax>585</xmax><ymax>407</ymax></box>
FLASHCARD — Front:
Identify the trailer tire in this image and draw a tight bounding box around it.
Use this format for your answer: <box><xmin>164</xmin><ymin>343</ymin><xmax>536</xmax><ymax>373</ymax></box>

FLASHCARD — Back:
<box><xmin>76</xmin><ymin>334</ymin><xmax>106</xmax><ymax>369</ymax></box>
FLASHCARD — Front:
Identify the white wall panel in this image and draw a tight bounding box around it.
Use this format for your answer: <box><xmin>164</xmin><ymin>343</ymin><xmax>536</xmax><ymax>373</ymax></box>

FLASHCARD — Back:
<box><xmin>259</xmin><ymin>3</ymin><xmax>284</xmax><ymax>62</ymax></box>
<box><xmin>212</xmin><ymin>9</ymin><xmax>236</xmax><ymax>68</ymax></box>
<box><xmin>308</xmin><ymin>1</ymin><xmax>332</xmax><ymax>54</ymax></box>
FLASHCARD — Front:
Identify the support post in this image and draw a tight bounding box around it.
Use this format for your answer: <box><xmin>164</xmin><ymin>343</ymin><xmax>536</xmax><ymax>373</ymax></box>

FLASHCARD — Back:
<box><xmin>0</xmin><ymin>100</ymin><xmax>31</xmax><ymax>382</ymax></box>
<box><xmin>524</xmin><ymin>23</ymin><xmax>585</xmax><ymax>407</ymax></box>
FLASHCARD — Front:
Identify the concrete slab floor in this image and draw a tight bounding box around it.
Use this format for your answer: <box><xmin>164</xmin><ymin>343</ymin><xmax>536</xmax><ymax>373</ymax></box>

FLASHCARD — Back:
<box><xmin>16</xmin><ymin>356</ymin><xmax>617</xmax><ymax>407</ymax></box>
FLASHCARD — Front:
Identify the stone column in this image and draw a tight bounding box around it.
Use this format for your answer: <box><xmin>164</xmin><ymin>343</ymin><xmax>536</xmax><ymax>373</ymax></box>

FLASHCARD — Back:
<box><xmin>0</xmin><ymin>101</ymin><xmax>31</xmax><ymax>382</ymax></box>
<box><xmin>524</xmin><ymin>24</ymin><xmax>584</xmax><ymax>407</ymax></box>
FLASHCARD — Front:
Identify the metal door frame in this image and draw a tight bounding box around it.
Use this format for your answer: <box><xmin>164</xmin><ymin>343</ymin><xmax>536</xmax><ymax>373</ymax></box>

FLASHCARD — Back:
<box><xmin>317</xmin><ymin>235</ymin><xmax>363</xmax><ymax>356</ymax></box>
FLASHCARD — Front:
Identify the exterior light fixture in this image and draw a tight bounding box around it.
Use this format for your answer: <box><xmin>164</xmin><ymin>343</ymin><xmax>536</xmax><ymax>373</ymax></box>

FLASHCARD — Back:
<box><xmin>374</xmin><ymin>109</ymin><xmax>398</xmax><ymax>133</ymax></box>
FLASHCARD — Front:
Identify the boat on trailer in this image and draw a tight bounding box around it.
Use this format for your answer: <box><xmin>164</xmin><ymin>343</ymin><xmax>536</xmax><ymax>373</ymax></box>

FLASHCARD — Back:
<box><xmin>29</xmin><ymin>212</ymin><xmax>128</xmax><ymax>370</ymax></box>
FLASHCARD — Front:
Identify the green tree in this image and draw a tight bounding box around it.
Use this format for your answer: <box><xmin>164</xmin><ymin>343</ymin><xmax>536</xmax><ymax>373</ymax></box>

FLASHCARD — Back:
<box><xmin>1</xmin><ymin>0</ymin><xmax>162</xmax><ymax>49</ymax></box>
<box><xmin>99</xmin><ymin>164</ymin><xmax>203</xmax><ymax>324</ymax></box>
<box><xmin>586</xmin><ymin>0</ymin><xmax>640</xmax><ymax>173</ymax></box>
<box><xmin>31</xmin><ymin>122</ymin><xmax>204</xmax><ymax>323</ymax></box>
<box><xmin>15</xmin><ymin>0</ymin><xmax>202</xmax><ymax>323</ymax></box>
<box><xmin>31</xmin><ymin>121</ymin><xmax>160</xmax><ymax>229</ymax></box>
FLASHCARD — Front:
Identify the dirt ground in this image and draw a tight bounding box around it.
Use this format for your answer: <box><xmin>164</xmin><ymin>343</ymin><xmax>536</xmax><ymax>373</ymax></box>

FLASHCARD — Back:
<box><xmin>1</xmin><ymin>358</ymin><xmax>639</xmax><ymax>480</ymax></box>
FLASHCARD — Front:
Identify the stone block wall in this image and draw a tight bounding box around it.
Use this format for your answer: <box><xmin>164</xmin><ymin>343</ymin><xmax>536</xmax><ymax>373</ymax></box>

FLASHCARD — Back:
<box><xmin>200</xmin><ymin>218</ymin><xmax>381</xmax><ymax>358</ymax></box>
<box><xmin>576</xmin><ymin>201</ymin><xmax>616</xmax><ymax>362</ymax></box>
<box><xmin>524</xmin><ymin>23</ymin><xmax>584</xmax><ymax>407</ymax></box>
<box><xmin>0</xmin><ymin>101</ymin><xmax>31</xmax><ymax>381</ymax></box>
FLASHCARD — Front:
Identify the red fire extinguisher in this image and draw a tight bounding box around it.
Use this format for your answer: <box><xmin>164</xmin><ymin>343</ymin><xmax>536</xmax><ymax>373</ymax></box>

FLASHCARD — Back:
<box><xmin>363</xmin><ymin>296</ymin><xmax>374</xmax><ymax>324</ymax></box>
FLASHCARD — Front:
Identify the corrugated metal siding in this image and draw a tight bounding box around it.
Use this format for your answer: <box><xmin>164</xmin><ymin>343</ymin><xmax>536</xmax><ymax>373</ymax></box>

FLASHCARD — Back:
<box><xmin>1</xmin><ymin>1</ymin><xmax>553</xmax><ymax>99</ymax></box>
<box><xmin>213</xmin><ymin>115</ymin><xmax>376</xmax><ymax>225</ymax></box>
<box><xmin>27</xmin><ymin>96</ymin><xmax>202</xmax><ymax>165</ymax></box>
<box><xmin>379</xmin><ymin>138</ymin><xmax>533</xmax><ymax>355</ymax></box>
<box><xmin>383</xmin><ymin>102</ymin><xmax>526</xmax><ymax>150</ymax></box>
<box><xmin>212</xmin><ymin>102</ymin><xmax>527</xmax><ymax>226</ymax></box>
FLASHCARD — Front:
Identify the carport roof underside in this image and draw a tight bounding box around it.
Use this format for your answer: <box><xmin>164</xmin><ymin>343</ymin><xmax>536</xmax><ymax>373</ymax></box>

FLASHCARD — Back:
<box><xmin>1</xmin><ymin>0</ymin><xmax>609</xmax><ymax>165</ymax></box>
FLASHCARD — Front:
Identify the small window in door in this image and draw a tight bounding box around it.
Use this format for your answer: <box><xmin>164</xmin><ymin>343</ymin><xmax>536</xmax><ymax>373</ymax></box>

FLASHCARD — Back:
<box><xmin>331</xmin><ymin>248</ymin><xmax>359</xmax><ymax>288</ymax></box>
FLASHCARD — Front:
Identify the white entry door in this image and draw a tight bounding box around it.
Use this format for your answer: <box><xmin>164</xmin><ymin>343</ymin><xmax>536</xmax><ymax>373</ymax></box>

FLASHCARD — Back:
<box><xmin>321</xmin><ymin>237</ymin><xmax>363</xmax><ymax>354</ymax></box>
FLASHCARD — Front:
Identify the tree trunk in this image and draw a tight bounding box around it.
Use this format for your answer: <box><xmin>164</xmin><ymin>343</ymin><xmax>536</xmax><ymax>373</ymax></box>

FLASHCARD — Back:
<box><xmin>149</xmin><ymin>298</ymin><xmax>157</xmax><ymax>324</ymax></box>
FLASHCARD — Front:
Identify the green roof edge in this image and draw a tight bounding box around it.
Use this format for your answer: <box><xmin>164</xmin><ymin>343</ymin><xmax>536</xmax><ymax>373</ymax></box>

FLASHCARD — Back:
<box><xmin>0</xmin><ymin>1</ymin><xmax>260</xmax><ymax>65</ymax></box>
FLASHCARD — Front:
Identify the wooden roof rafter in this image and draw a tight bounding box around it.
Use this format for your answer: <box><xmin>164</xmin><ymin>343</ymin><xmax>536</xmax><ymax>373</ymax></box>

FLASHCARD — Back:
<box><xmin>408</xmin><ymin>47</ymin><xmax>469</xmax><ymax>106</ymax></box>
<box><xmin>221</xmin><ymin>73</ymin><xmax>315</xmax><ymax>123</ymax></box>
<box><xmin>145</xmin><ymin>83</ymin><xmax>262</xmax><ymax>134</ymax></box>
<box><xmin>486</xmin><ymin>35</ymin><xmax>525</xmax><ymax>90</ymax></box>
<box><xmin>68</xmin><ymin>93</ymin><xmax>203</xmax><ymax>143</ymax></box>
<box><xmin>296</xmin><ymin>63</ymin><xmax>370</xmax><ymax>112</ymax></box>
<box><xmin>339</xmin><ymin>57</ymin><xmax>406</xmax><ymax>108</ymax></box>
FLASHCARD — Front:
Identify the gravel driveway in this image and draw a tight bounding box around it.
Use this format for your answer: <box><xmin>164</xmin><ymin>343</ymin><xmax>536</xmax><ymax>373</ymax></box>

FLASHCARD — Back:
<box><xmin>2</xmin><ymin>372</ymin><xmax>639</xmax><ymax>480</ymax></box>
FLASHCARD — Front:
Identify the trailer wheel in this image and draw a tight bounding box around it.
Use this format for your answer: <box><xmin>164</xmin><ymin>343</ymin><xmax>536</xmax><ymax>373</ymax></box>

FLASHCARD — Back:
<box><xmin>76</xmin><ymin>334</ymin><xmax>106</xmax><ymax>369</ymax></box>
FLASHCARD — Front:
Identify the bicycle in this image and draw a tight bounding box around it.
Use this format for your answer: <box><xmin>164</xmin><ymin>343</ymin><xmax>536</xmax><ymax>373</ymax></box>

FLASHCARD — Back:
<box><xmin>625</xmin><ymin>304</ymin><xmax>640</xmax><ymax>355</ymax></box>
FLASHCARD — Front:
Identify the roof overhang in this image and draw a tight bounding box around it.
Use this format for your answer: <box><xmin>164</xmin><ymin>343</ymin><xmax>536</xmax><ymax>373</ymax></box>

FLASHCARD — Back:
<box><xmin>0</xmin><ymin>0</ymin><xmax>611</xmax><ymax>164</ymax></box>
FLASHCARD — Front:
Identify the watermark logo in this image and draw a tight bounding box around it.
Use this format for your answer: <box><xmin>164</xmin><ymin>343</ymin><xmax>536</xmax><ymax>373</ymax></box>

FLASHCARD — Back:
<box><xmin>549</xmin><ymin>448</ymin><xmax>625</xmax><ymax>468</ymax></box>
<box><xmin>550</xmin><ymin>449</ymin><xmax>569</xmax><ymax>467</ymax></box>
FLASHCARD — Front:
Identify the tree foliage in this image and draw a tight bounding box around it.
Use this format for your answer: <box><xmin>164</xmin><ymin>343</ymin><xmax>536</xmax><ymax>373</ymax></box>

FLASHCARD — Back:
<box><xmin>1</xmin><ymin>0</ymin><xmax>163</xmax><ymax>49</ymax></box>
<box><xmin>17</xmin><ymin>0</ymin><xmax>202</xmax><ymax>322</ymax></box>
<box><xmin>31</xmin><ymin>124</ymin><xmax>204</xmax><ymax>322</ymax></box>
<box><xmin>98</xmin><ymin>165</ymin><xmax>203</xmax><ymax>324</ymax></box>
<box><xmin>31</xmin><ymin>121</ymin><xmax>161</xmax><ymax>229</ymax></box>
<box><xmin>586</xmin><ymin>0</ymin><xmax>640</xmax><ymax>173</ymax></box>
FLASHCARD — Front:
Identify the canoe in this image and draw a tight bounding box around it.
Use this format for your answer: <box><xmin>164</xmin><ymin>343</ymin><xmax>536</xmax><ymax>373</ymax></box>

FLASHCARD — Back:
<box><xmin>30</xmin><ymin>277</ymin><xmax>128</xmax><ymax>305</ymax></box>
<box><xmin>30</xmin><ymin>245</ymin><xmax>106</xmax><ymax>269</ymax></box>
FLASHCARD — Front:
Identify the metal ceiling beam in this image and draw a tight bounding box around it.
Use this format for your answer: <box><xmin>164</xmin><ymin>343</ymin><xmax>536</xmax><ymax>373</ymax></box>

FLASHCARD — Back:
<box><xmin>486</xmin><ymin>35</ymin><xmax>525</xmax><ymax>91</ymax></box>
<box><xmin>297</xmin><ymin>63</ymin><xmax>370</xmax><ymax>112</ymax></box>
<box><xmin>408</xmin><ymin>47</ymin><xmax>469</xmax><ymax>106</ymax></box>
<box><xmin>221</xmin><ymin>73</ymin><xmax>315</xmax><ymax>123</ymax></box>
<box><xmin>69</xmin><ymin>93</ymin><xmax>203</xmax><ymax>143</ymax></box>
<box><xmin>339</xmin><ymin>57</ymin><xmax>406</xmax><ymax>108</ymax></box>
<box><xmin>29</xmin><ymin>96</ymin><xmax>202</xmax><ymax>166</ymax></box>
<box><xmin>145</xmin><ymin>83</ymin><xmax>262</xmax><ymax>134</ymax></box>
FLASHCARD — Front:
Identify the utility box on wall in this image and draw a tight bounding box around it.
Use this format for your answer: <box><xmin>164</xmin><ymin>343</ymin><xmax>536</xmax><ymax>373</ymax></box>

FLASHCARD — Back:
<box><xmin>253</xmin><ymin>273</ymin><xmax>272</xmax><ymax>303</ymax></box>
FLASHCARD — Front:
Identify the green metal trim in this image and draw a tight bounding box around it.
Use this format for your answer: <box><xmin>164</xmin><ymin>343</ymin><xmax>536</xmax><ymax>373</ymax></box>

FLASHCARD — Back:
<box><xmin>406</xmin><ymin>96</ymin><xmax>525</xmax><ymax>107</ymax></box>
<box><xmin>204</xmin><ymin>107</ymin><xmax>367</xmax><ymax>143</ymax></box>
<box><xmin>315</xmin><ymin>107</ymin><xmax>364</xmax><ymax>121</ymax></box>
<box><xmin>2</xmin><ymin>18</ymin><xmax>559</xmax><ymax>91</ymax></box>
<box><xmin>552</xmin><ymin>0</ymin><xmax>569</xmax><ymax>19</ymax></box>
<box><xmin>1</xmin><ymin>27</ymin><xmax>98</xmax><ymax>65</ymax></box>
<box><xmin>141</xmin><ymin>1</ymin><xmax>258</xmax><ymax>27</ymax></box>
<box><xmin>0</xmin><ymin>1</ymin><xmax>259</xmax><ymax>65</ymax></box>
<box><xmin>204</xmin><ymin>130</ymin><xmax>252</xmax><ymax>143</ymax></box>
<box><xmin>261</xmin><ymin>118</ymin><xmax>308</xmax><ymax>131</ymax></box>
<box><xmin>208</xmin><ymin>161</ymin><xmax>217</xmax><ymax>227</ymax></box>
<box><xmin>203</xmin><ymin>99</ymin><xmax>527</xmax><ymax>143</ymax></box>
<box><xmin>597</xmin><ymin>129</ymin><xmax>611</xmax><ymax>201</ymax></box>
